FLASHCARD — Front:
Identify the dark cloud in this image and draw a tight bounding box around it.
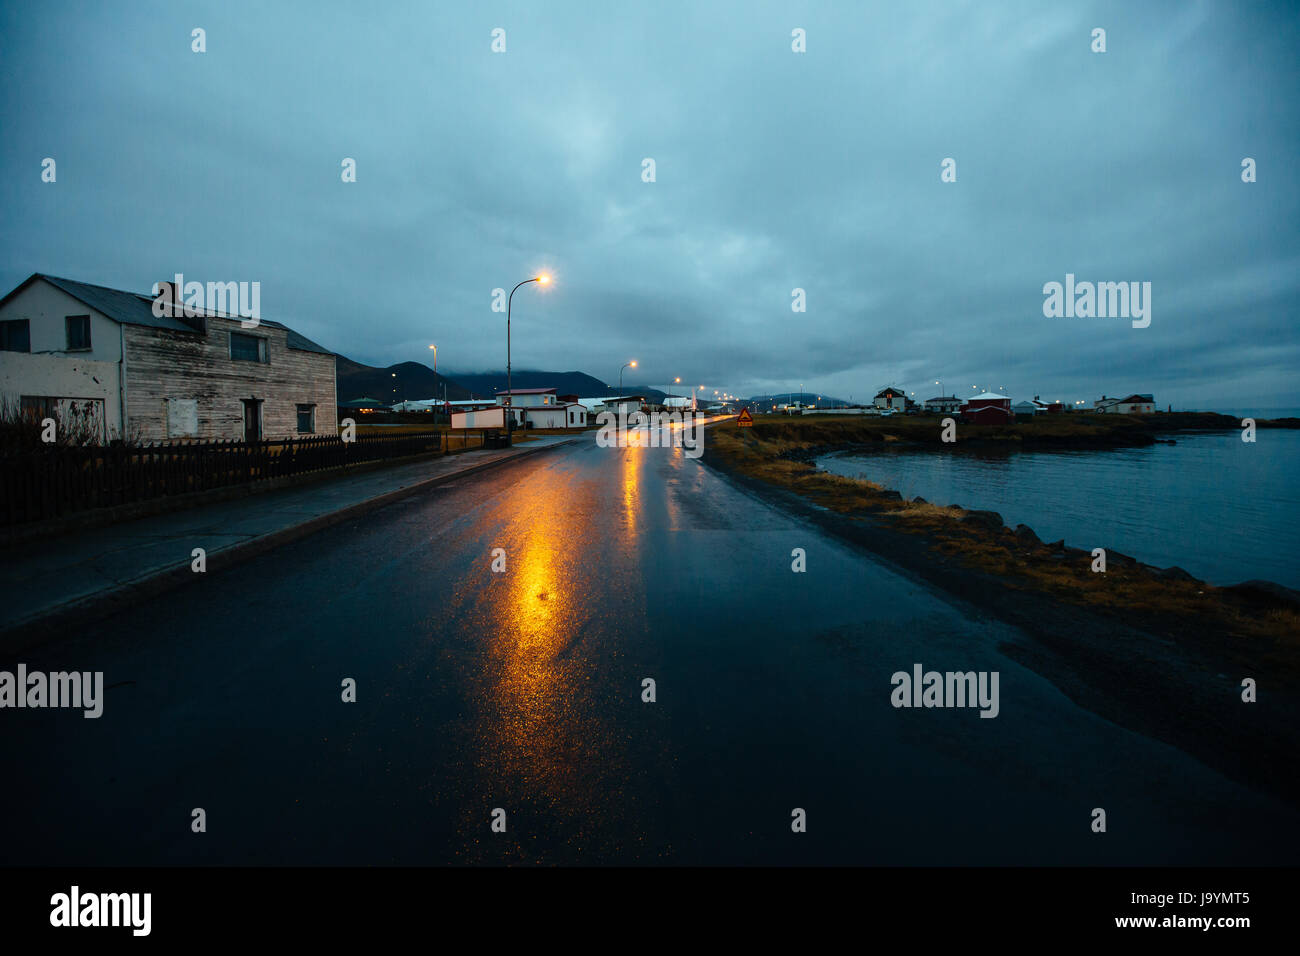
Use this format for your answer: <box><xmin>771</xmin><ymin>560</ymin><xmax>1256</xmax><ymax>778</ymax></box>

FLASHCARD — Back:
<box><xmin>2</xmin><ymin>0</ymin><xmax>1296</xmax><ymax>408</ymax></box>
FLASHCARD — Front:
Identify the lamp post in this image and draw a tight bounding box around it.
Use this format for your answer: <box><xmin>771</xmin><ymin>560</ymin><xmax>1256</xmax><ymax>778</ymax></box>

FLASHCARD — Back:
<box><xmin>619</xmin><ymin>361</ymin><xmax>637</xmax><ymax>418</ymax></box>
<box><xmin>506</xmin><ymin>274</ymin><xmax>550</xmax><ymax>436</ymax></box>
<box><xmin>428</xmin><ymin>343</ymin><xmax>437</xmax><ymax>375</ymax></box>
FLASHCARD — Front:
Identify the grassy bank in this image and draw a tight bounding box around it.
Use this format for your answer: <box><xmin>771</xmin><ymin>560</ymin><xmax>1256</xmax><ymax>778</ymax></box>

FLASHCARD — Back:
<box><xmin>711</xmin><ymin>420</ymin><xmax>1299</xmax><ymax>650</ymax></box>
<box><xmin>732</xmin><ymin>410</ymin><xmax>1295</xmax><ymax>451</ymax></box>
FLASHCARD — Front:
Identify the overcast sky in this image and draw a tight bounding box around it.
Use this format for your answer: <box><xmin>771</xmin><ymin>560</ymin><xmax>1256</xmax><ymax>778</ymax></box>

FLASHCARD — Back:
<box><xmin>3</xmin><ymin>1</ymin><xmax>1297</xmax><ymax>408</ymax></box>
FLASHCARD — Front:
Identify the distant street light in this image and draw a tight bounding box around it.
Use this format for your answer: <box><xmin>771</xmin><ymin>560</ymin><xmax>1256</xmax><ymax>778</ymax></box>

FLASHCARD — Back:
<box><xmin>428</xmin><ymin>343</ymin><xmax>437</xmax><ymax>375</ymax></box>
<box><xmin>505</xmin><ymin>273</ymin><xmax>551</xmax><ymax>435</ymax></box>
<box><xmin>619</xmin><ymin>360</ymin><xmax>637</xmax><ymax>402</ymax></box>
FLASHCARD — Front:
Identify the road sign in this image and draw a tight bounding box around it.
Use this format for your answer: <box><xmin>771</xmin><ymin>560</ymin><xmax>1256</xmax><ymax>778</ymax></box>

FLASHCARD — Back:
<box><xmin>737</xmin><ymin>408</ymin><xmax>754</xmax><ymax>427</ymax></box>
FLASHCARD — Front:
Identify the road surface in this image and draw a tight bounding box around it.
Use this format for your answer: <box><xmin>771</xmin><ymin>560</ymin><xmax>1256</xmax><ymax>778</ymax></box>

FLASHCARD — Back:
<box><xmin>3</xmin><ymin>429</ymin><xmax>1296</xmax><ymax>865</ymax></box>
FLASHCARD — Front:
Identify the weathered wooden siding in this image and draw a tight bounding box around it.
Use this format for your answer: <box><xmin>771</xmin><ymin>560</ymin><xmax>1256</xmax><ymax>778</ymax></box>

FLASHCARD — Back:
<box><xmin>123</xmin><ymin>318</ymin><xmax>336</xmax><ymax>442</ymax></box>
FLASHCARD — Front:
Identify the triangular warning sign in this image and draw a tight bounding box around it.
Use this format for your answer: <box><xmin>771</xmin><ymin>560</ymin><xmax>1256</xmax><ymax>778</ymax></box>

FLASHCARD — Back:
<box><xmin>737</xmin><ymin>408</ymin><xmax>754</xmax><ymax>426</ymax></box>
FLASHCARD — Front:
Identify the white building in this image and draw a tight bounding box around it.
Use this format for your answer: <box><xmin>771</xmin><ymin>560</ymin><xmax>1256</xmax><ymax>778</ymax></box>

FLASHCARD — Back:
<box><xmin>495</xmin><ymin>387</ymin><xmax>587</xmax><ymax>429</ymax></box>
<box><xmin>923</xmin><ymin>395</ymin><xmax>962</xmax><ymax>414</ymax></box>
<box><xmin>0</xmin><ymin>273</ymin><xmax>335</xmax><ymax>443</ymax></box>
<box><xmin>1095</xmin><ymin>393</ymin><xmax>1155</xmax><ymax>414</ymax></box>
<box><xmin>873</xmin><ymin>386</ymin><xmax>907</xmax><ymax>410</ymax></box>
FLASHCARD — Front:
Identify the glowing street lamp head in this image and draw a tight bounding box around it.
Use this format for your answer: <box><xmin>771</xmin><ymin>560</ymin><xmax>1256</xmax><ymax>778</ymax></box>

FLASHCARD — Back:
<box><xmin>536</xmin><ymin>273</ymin><xmax>551</xmax><ymax>285</ymax></box>
<box><xmin>630</xmin><ymin>360</ymin><xmax>637</xmax><ymax>368</ymax></box>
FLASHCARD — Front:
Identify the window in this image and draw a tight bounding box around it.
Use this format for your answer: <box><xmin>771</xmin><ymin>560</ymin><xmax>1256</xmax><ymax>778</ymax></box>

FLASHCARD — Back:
<box><xmin>296</xmin><ymin>403</ymin><xmax>316</xmax><ymax>434</ymax></box>
<box><xmin>20</xmin><ymin>396</ymin><xmax>56</xmax><ymax>420</ymax></box>
<box><xmin>0</xmin><ymin>319</ymin><xmax>30</xmax><ymax>352</ymax></box>
<box><xmin>65</xmin><ymin>315</ymin><xmax>91</xmax><ymax>351</ymax></box>
<box><xmin>230</xmin><ymin>331</ymin><xmax>267</xmax><ymax>362</ymax></box>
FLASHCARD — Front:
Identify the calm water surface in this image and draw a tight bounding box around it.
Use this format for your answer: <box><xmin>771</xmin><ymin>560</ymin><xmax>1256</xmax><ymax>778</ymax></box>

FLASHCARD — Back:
<box><xmin>818</xmin><ymin>429</ymin><xmax>1299</xmax><ymax>588</ymax></box>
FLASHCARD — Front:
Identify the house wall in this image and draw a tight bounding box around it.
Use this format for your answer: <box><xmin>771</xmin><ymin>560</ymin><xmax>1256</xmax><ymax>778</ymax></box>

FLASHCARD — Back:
<box><xmin>497</xmin><ymin>393</ymin><xmax>555</xmax><ymax>408</ymax></box>
<box><xmin>0</xmin><ymin>283</ymin><xmax>125</xmax><ymax>437</ymax></box>
<box><xmin>962</xmin><ymin>402</ymin><xmax>1013</xmax><ymax>423</ymax></box>
<box><xmin>521</xmin><ymin>406</ymin><xmax>567</xmax><ymax>429</ymax></box>
<box><xmin>123</xmin><ymin>316</ymin><xmax>336</xmax><ymax>442</ymax></box>
<box><xmin>0</xmin><ymin>350</ymin><xmax>122</xmax><ymax>438</ymax></box>
<box><xmin>0</xmin><ymin>281</ymin><xmax>124</xmax><ymax>362</ymax></box>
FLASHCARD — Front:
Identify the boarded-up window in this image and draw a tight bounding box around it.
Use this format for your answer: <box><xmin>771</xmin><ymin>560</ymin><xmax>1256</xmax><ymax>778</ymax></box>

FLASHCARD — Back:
<box><xmin>296</xmin><ymin>403</ymin><xmax>315</xmax><ymax>433</ymax></box>
<box><xmin>20</xmin><ymin>396</ymin><xmax>105</xmax><ymax>443</ymax></box>
<box><xmin>167</xmin><ymin>398</ymin><xmax>199</xmax><ymax>438</ymax></box>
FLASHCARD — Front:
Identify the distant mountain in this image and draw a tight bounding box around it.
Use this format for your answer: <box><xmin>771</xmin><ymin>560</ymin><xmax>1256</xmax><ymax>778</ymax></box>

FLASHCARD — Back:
<box><xmin>742</xmin><ymin>392</ymin><xmax>856</xmax><ymax>408</ymax></box>
<box><xmin>336</xmin><ymin>356</ymin><xmax>480</xmax><ymax>403</ymax></box>
<box><xmin>336</xmin><ymin>357</ymin><xmax>666</xmax><ymax>404</ymax></box>
<box><xmin>446</xmin><ymin>370</ymin><xmax>666</xmax><ymax>403</ymax></box>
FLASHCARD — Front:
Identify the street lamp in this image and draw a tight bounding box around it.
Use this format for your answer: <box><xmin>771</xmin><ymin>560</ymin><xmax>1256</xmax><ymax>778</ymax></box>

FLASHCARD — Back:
<box><xmin>619</xmin><ymin>360</ymin><xmax>637</xmax><ymax>403</ymax></box>
<box><xmin>506</xmin><ymin>274</ymin><xmax>551</xmax><ymax>435</ymax></box>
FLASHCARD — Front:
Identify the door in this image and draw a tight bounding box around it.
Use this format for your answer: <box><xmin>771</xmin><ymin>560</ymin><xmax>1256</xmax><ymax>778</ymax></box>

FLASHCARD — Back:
<box><xmin>242</xmin><ymin>399</ymin><xmax>262</xmax><ymax>441</ymax></box>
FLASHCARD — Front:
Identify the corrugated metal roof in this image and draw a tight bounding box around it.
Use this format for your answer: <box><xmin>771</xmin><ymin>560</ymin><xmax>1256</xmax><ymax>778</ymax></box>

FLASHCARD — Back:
<box><xmin>38</xmin><ymin>274</ymin><xmax>196</xmax><ymax>332</ymax></box>
<box><xmin>13</xmin><ymin>274</ymin><xmax>333</xmax><ymax>354</ymax></box>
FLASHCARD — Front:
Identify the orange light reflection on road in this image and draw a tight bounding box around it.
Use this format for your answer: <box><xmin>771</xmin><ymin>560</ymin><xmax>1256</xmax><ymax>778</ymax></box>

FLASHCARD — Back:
<box><xmin>622</xmin><ymin>443</ymin><xmax>640</xmax><ymax>534</ymax></box>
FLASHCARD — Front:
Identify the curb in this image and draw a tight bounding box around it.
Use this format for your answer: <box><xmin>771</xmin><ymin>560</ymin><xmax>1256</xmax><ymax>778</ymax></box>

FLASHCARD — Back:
<box><xmin>0</xmin><ymin>437</ymin><xmax>577</xmax><ymax>654</ymax></box>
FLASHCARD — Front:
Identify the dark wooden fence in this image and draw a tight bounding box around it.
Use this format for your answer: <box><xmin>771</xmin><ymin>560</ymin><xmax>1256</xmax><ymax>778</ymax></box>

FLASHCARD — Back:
<box><xmin>1</xmin><ymin>431</ymin><xmax>481</xmax><ymax>528</ymax></box>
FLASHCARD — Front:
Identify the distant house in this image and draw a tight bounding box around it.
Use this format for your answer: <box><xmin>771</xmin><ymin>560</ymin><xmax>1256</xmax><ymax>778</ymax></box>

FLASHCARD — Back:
<box><xmin>1095</xmin><ymin>393</ymin><xmax>1155</xmax><ymax>414</ymax></box>
<box><xmin>874</xmin><ymin>386</ymin><xmax>907</xmax><ymax>411</ymax></box>
<box><xmin>924</xmin><ymin>395</ymin><xmax>962</xmax><ymax>415</ymax></box>
<box><xmin>1011</xmin><ymin>400</ymin><xmax>1040</xmax><ymax>420</ymax></box>
<box><xmin>0</xmin><ymin>273</ymin><xmax>336</xmax><ymax>443</ymax></box>
<box><xmin>961</xmin><ymin>392</ymin><xmax>1013</xmax><ymax>424</ymax></box>
<box><xmin>337</xmin><ymin>398</ymin><xmax>391</xmax><ymax>414</ymax></box>
<box><xmin>1031</xmin><ymin>395</ymin><xmax>1065</xmax><ymax>414</ymax></box>
<box><xmin>601</xmin><ymin>395</ymin><xmax>646</xmax><ymax>416</ymax></box>
<box><xmin>495</xmin><ymin>387</ymin><xmax>587</xmax><ymax>429</ymax></box>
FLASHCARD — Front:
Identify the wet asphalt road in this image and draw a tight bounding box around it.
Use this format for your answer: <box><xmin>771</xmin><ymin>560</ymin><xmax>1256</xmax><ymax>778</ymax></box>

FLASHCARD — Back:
<box><xmin>2</xmin><ymin>430</ymin><xmax>1297</xmax><ymax>865</ymax></box>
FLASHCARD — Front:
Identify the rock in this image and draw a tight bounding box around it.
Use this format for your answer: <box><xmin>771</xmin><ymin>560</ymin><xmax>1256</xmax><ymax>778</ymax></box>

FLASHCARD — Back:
<box><xmin>1156</xmin><ymin>566</ymin><xmax>1197</xmax><ymax>582</ymax></box>
<box><xmin>1014</xmin><ymin>524</ymin><xmax>1040</xmax><ymax>545</ymax></box>
<box><xmin>912</xmin><ymin>496</ymin><xmax>927</xmax><ymax>505</ymax></box>
<box><xmin>960</xmin><ymin>510</ymin><xmax>1004</xmax><ymax>531</ymax></box>
<box><xmin>1046</xmin><ymin>539</ymin><xmax>1066</xmax><ymax>553</ymax></box>
<box><xmin>1224</xmin><ymin>579</ymin><xmax>1300</xmax><ymax>610</ymax></box>
<box><xmin>1107</xmin><ymin>549</ymin><xmax>1138</xmax><ymax>568</ymax></box>
<box><xmin>880</xmin><ymin>489</ymin><xmax>903</xmax><ymax>500</ymax></box>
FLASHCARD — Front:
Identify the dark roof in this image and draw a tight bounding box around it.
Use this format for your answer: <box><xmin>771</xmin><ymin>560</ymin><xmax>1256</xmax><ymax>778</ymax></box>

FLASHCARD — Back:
<box><xmin>924</xmin><ymin>395</ymin><xmax>959</xmax><ymax>402</ymax></box>
<box><xmin>2</xmin><ymin>273</ymin><xmax>332</xmax><ymax>354</ymax></box>
<box><xmin>875</xmin><ymin>386</ymin><xmax>904</xmax><ymax>396</ymax></box>
<box><xmin>1119</xmin><ymin>393</ymin><xmax>1154</xmax><ymax>403</ymax></box>
<box><xmin>495</xmin><ymin>387</ymin><xmax>557</xmax><ymax>395</ymax></box>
